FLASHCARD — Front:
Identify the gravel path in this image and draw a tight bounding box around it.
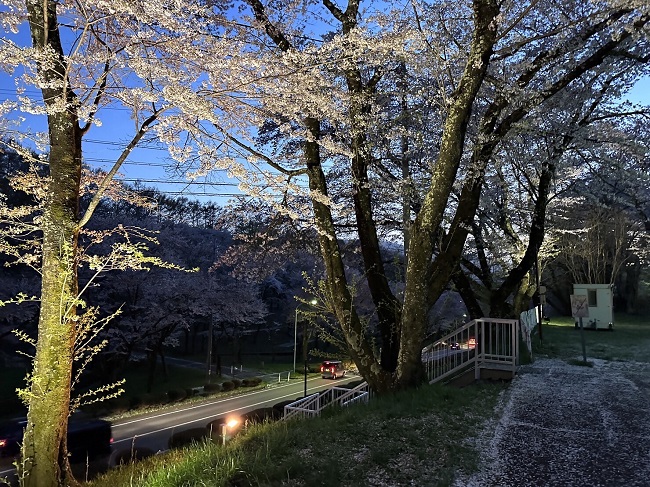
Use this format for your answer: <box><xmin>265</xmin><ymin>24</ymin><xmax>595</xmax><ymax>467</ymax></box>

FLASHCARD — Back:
<box><xmin>457</xmin><ymin>358</ymin><xmax>650</xmax><ymax>487</ymax></box>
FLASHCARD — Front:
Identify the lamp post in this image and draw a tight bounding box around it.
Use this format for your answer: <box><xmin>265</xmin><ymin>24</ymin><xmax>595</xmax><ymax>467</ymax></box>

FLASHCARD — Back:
<box><xmin>221</xmin><ymin>417</ymin><xmax>240</xmax><ymax>446</ymax></box>
<box><xmin>303</xmin><ymin>317</ymin><xmax>308</xmax><ymax>397</ymax></box>
<box><xmin>293</xmin><ymin>299</ymin><xmax>317</xmax><ymax>376</ymax></box>
<box><xmin>293</xmin><ymin>308</ymin><xmax>298</xmax><ymax>374</ymax></box>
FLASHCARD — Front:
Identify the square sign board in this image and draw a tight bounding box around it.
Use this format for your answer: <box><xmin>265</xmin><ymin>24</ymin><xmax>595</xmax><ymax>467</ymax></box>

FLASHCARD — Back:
<box><xmin>570</xmin><ymin>294</ymin><xmax>589</xmax><ymax>318</ymax></box>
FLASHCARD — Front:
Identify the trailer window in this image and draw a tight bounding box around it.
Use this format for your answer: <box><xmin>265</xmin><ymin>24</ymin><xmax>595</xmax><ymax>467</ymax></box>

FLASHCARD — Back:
<box><xmin>588</xmin><ymin>289</ymin><xmax>597</xmax><ymax>307</ymax></box>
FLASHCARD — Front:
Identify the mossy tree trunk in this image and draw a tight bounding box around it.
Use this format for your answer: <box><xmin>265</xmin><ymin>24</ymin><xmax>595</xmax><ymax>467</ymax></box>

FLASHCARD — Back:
<box><xmin>20</xmin><ymin>1</ymin><xmax>83</xmax><ymax>485</ymax></box>
<box><xmin>396</xmin><ymin>0</ymin><xmax>500</xmax><ymax>388</ymax></box>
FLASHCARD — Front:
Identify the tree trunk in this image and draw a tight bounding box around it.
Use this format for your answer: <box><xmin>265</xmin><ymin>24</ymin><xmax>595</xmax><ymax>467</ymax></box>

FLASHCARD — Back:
<box><xmin>20</xmin><ymin>2</ymin><xmax>83</xmax><ymax>486</ymax></box>
<box><xmin>304</xmin><ymin>118</ymin><xmax>393</xmax><ymax>394</ymax></box>
<box><xmin>452</xmin><ymin>267</ymin><xmax>485</xmax><ymax>319</ymax></box>
<box><xmin>397</xmin><ymin>0</ymin><xmax>500</xmax><ymax>388</ymax></box>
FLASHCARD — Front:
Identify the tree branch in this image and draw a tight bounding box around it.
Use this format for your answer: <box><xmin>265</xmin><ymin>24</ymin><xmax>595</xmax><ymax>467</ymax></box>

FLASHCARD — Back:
<box><xmin>77</xmin><ymin>109</ymin><xmax>164</xmax><ymax>229</ymax></box>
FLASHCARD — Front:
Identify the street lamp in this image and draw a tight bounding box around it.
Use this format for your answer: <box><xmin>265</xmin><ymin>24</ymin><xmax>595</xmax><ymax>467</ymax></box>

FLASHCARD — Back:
<box><xmin>293</xmin><ymin>299</ymin><xmax>317</xmax><ymax>374</ymax></box>
<box><xmin>221</xmin><ymin>417</ymin><xmax>240</xmax><ymax>446</ymax></box>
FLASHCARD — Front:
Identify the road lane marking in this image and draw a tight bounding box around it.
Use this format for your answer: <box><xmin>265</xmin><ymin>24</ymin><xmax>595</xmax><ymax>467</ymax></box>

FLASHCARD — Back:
<box><xmin>112</xmin><ymin>376</ymin><xmax>354</xmax><ymax>442</ymax></box>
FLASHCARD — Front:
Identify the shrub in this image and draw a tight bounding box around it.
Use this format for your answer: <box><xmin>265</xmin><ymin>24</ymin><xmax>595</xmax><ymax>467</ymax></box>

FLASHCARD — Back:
<box><xmin>272</xmin><ymin>399</ymin><xmax>299</xmax><ymax>415</ymax></box>
<box><xmin>242</xmin><ymin>407</ymin><xmax>281</xmax><ymax>425</ymax></box>
<box><xmin>203</xmin><ymin>383</ymin><xmax>221</xmax><ymax>393</ymax></box>
<box><xmin>205</xmin><ymin>417</ymin><xmax>227</xmax><ymax>441</ymax></box>
<box><xmin>167</xmin><ymin>388</ymin><xmax>188</xmax><ymax>402</ymax></box>
<box><xmin>107</xmin><ymin>396</ymin><xmax>130</xmax><ymax>413</ymax></box>
<box><xmin>242</xmin><ymin>377</ymin><xmax>262</xmax><ymax>387</ymax></box>
<box><xmin>129</xmin><ymin>395</ymin><xmax>144</xmax><ymax>409</ymax></box>
<box><xmin>139</xmin><ymin>393</ymin><xmax>160</xmax><ymax>406</ymax></box>
<box><xmin>155</xmin><ymin>392</ymin><xmax>170</xmax><ymax>404</ymax></box>
<box><xmin>231</xmin><ymin>378</ymin><xmax>242</xmax><ymax>389</ymax></box>
<box><xmin>168</xmin><ymin>428</ymin><xmax>208</xmax><ymax>449</ymax></box>
<box><xmin>221</xmin><ymin>381</ymin><xmax>234</xmax><ymax>392</ymax></box>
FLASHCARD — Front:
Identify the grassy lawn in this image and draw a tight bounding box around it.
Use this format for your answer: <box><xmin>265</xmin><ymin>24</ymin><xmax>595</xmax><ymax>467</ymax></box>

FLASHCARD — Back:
<box><xmin>119</xmin><ymin>363</ymin><xmax>209</xmax><ymax>397</ymax></box>
<box><xmin>534</xmin><ymin>314</ymin><xmax>650</xmax><ymax>363</ymax></box>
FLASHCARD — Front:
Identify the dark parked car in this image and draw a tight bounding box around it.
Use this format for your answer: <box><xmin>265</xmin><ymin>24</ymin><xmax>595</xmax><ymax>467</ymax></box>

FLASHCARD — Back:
<box><xmin>0</xmin><ymin>417</ymin><xmax>112</xmax><ymax>462</ymax></box>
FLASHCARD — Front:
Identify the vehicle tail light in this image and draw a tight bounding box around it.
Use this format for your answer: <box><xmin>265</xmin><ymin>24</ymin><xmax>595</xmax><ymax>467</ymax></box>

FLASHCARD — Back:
<box><xmin>109</xmin><ymin>437</ymin><xmax>114</xmax><ymax>445</ymax></box>
<box><xmin>320</xmin><ymin>366</ymin><xmax>324</xmax><ymax>372</ymax></box>
<box><xmin>0</xmin><ymin>439</ymin><xmax>7</xmax><ymax>448</ymax></box>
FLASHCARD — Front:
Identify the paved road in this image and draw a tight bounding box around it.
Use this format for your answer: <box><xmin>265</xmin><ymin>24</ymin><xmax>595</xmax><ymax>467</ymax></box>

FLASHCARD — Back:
<box><xmin>0</xmin><ymin>374</ymin><xmax>358</xmax><ymax>483</ymax></box>
<box><xmin>456</xmin><ymin>358</ymin><xmax>650</xmax><ymax>487</ymax></box>
<box><xmin>110</xmin><ymin>374</ymin><xmax>357</xmax><ymax>453</ymax></box>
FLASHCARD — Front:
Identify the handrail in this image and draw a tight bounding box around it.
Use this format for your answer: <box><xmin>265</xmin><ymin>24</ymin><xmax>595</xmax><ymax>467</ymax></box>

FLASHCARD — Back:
<box><xmin>283</xmin><ymin>393</ymin><xmax>321</xmax><ymax>421</ymax></box>
<box><xmin>424</xmin><ymin>318</ymin><xmax>519</xmax><ymax>384</ymax></box>
<box><xmin>282</xmin><ymin>381</ymin><xmax>370</xmax><ymax>420</ymax></box>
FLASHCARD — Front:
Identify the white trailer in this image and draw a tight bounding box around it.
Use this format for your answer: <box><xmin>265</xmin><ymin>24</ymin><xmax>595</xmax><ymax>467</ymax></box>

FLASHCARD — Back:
<box><xmin>572</xmin><ymin>283</ymin><xmax>614</xmax><ymax>330</ymax></box>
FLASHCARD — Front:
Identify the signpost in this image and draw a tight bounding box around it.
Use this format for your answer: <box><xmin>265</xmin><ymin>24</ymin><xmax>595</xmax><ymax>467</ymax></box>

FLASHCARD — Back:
<box><xmin>570</xmin><ymin>294</ymin><xmax>589</xmax><ymax>363</ymax></box>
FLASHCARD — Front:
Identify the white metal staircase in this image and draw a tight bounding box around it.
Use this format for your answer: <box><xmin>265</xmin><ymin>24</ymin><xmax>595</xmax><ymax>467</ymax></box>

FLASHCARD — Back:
<box><xmin>423</xmin><ymin>318</ymin><xmax>519</xmax><ymax>384</ymax></box>
<box><xmin>283</xmin><ymin>318</ymin><xmax>519</xmax><ymax>420</ymax></box>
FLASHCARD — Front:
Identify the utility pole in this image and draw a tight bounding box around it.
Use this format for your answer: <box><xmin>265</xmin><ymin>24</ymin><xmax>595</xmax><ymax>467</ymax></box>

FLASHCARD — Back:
<box><xmin>206</xmin><ymin>314</ymin><xmax>213</xmax><ymax>383</ymax></box>
<box><xmin>303</xmin><ymin>316</ymin><xmax>308</xmax><ymax>397</ymax></box>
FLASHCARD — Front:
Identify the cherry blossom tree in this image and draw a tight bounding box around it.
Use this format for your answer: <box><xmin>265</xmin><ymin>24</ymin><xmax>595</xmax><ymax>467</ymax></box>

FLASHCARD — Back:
<box><xmin>455</xmin><ymin>70</ymin><xmax>650</xmax><ymax>318</ymax></box>
<box><xmin>214</xmin><ymin>0</ymin><xmax>648</xmax><ymax>394</ymax></box>
<box><xmin>0</xmin><ymin>1</ymin><xmax>256</xmax><ymax>484</ymax></box>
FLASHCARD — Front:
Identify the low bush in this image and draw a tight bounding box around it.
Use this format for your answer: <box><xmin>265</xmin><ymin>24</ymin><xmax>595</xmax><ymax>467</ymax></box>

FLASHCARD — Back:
<box><xmin>205</xmin><ymin>417</ymin><xmax>243</xmax><ymax>444</ymax></box>
<box><xmin>167</xmin><ymin>428</ymin><xmax>208</xmax><ymax>449</ymax></box>
<box><xmin>155</xmin><ymin>392</ymin><xmax>169</xmax><ymax>404</ymax></box>
<box><xmin>139</xmin><ymin>393</ymin><xmax>160</xmax><ymax>406</ymax></box>
<box><xmin>272</xmin><ymin>399</ymin><xmax>298</xmax><ymax>415</ymax></box>
<box><xmin>205</xmin><ymin>417</ymin><xmax>227</xmax><ymax>440</ymax></box>
<box><xmin>107</xmin><ymin>396</ymin><xmax>130</xmax><ymax>414</ymax></box>
<box><xmin>129</xmin><ymin>395</ymin><xmax>144</xmax><ymax>409</ymax></box>
<box><xmin>221</xmin><ymin>381</ymin><xmax>235</xmax><ymax>392</ymax></box>
<box><xmin>167</xmin><ymin>389</ymin><xmax>188</xmax><ymax>402</ymax></box>
<box><xmin>242</xmin><ymin>377</ymin><xmax>262</xmax><ymax>387</ymax></box>
<box><xmin>242</xmin><ymin>407</ymin><xmax>281</xmax><ymax>425</ymax></box>
<box><xmin>203</xmin><ymin>383</ymin><xmax>221</xmax><ymax>393</ymax></box>
<box><xmin>231</xmin><ymin>379</ymin><xmax>242</xmax><ymax>389</ymax></box>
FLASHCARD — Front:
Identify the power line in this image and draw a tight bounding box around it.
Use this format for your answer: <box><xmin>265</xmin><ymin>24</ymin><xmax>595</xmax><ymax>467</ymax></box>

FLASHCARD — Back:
<box><xmin>115</xmin><ymin>178</ymin><xmax>238</xmax><ymax>187</ymax></box>
<box><xmin>153</xmin><ymin>192</ymin><xmax>243</xmax><ymax>197</ymax></box>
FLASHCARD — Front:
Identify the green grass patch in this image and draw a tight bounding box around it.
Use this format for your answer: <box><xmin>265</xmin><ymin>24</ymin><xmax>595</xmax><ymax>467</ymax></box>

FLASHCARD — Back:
<box><xmin>119</xmin><ymin>364</ymin><xmax>208</xmax><ymax>398</ymax></box>
<box><xmin>88</xmin><ymin>381</ymin><xmax>506</xmax><ymax>487</ymax></box>
<box><xmin>534</xmin><ymin>314</ymin><xmax>650</xmax><ymax>363</ymax></box>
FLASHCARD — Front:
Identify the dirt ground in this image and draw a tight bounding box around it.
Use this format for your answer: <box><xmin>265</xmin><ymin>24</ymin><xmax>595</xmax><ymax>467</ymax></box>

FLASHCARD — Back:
<box><xmin>456</xmin><ymin>358</ymin><xmax>650</xmax><ymax>487</ymax></box>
